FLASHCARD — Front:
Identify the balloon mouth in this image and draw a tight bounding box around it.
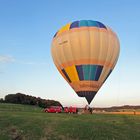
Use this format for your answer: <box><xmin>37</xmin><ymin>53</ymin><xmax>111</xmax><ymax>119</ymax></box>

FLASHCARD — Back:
<box><xmin>76</xmin><ymin>91</ymin><xmax>97</xmax><ymax>104</ymax></box>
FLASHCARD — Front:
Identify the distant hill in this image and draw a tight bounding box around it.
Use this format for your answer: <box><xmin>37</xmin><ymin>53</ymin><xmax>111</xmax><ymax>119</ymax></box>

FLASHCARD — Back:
<box><xmin>94</xmin><ymin>105</ymin><xmax>140</xmax><ymax>112</ymax></box>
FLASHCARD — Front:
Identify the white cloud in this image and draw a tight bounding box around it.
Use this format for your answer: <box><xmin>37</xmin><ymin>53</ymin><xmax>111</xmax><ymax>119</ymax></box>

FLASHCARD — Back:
<box><xmin>17</xmin><ymin>61</ymin><xmax>48</xmax><ymax>65</ymax></box>
<box><xmin>0</xmin><ymin>55</ymin><xmax>15</xmax><ymax>63</ymax></box>
<box><xmin>0</xmin><ymin>55</ymin><xmax>47</xmax><ymax>66</ymax></box>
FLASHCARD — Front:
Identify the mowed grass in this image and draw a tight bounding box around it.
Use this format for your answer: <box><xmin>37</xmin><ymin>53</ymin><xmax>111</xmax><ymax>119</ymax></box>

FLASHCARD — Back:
<box><xmin>0</xmin><ymin>103</ymin><xmax>140</xmax><ymax>140</ymax></box>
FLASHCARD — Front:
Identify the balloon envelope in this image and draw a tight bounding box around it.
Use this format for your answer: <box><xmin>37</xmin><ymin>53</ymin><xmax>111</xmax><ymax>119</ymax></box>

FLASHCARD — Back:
<box><xmin>51</xmin><ymin>20</ymin><xmax>120</xmax><ymax>104</ymax></box>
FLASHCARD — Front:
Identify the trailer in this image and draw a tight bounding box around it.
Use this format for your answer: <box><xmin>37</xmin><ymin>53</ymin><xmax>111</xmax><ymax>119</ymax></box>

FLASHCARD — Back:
<box><xmin>64</xmin><ymin>106</ymin><xmax>78</xmax><ymax>113</ymax></box>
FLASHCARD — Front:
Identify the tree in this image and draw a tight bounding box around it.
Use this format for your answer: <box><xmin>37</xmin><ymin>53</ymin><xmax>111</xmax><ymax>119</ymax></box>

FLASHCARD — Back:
<box><xmin>0</xmin><ymin>98</ymin><xmax>4</xmax><ymax>103</ymax></box>
<box><xmin>4</xmin><ymin>93</ymin><xmax>62</xmax><ymax>108</ymax></box>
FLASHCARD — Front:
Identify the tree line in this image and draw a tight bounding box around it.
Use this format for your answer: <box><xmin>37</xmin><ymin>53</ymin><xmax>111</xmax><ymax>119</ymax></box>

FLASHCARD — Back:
<box><xmin>0</xmin><ymin>93</ymin><xmax>62</xmax><ymax>108</ymax></box>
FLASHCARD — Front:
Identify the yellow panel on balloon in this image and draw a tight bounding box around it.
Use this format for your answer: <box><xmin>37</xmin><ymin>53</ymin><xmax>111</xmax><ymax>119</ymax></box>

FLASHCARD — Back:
<box><xmin>57</xmin><ymin>23</ymin><xmax>71</xmax><ymax>35</ymax></box>
<box><xmin>65</xmin><ymin>65</ymin><xmax>79</xmax><ymax>82</ymax></box>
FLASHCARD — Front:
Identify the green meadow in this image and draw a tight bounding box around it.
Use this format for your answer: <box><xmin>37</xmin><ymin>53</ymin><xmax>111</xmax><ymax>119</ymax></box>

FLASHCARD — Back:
<box><xmin>0</xmin><ymin>103</ymin><xmax>140</xmax><ymax>140</ymax></box>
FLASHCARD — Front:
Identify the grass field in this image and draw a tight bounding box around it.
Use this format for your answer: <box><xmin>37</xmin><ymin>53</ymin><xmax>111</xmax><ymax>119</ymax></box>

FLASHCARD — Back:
<box><xmin>0</xmin><ymin>103</ymin><xmax>140</xmax><ymax>140</ymax></box>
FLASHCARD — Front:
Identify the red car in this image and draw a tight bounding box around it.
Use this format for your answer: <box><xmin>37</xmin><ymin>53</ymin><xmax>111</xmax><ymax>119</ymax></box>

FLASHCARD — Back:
<box><xmin>64</xmin><ymin>106</ymin><xmax>78</xmax><ymax>113</ymax></box>
<box><xmin>44</xmin><ymin>106</ymin><xmax>62</xmax><ymax>113</ymax></box>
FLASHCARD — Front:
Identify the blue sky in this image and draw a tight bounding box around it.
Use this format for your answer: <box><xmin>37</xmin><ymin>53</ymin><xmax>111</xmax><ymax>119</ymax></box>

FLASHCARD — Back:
<box><xmin>0</xmin><ymin>0</ymin><xmax>140</xmax><ymax>107</ymax></box>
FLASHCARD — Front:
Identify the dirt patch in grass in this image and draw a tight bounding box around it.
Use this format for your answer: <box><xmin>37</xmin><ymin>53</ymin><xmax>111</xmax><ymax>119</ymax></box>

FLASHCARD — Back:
<box><xmin>8</xmin><ymin>126</ymin><xmax>23</xmax><ymax>140</ymax></box>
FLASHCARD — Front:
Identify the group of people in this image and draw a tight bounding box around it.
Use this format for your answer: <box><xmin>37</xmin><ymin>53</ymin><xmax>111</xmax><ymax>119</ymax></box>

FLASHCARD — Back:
<box><xmin>84</xmin><ymin>105</ymin><xmax>93</xmax><ymax>114</ymax></box>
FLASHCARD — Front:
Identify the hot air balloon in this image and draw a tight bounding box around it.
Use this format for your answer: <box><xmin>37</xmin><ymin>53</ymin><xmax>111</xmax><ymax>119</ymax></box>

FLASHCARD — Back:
<box><xmin>51</xmin><ymin>20</ymin><xmax>120</xmax><ymax>104</ymax></box>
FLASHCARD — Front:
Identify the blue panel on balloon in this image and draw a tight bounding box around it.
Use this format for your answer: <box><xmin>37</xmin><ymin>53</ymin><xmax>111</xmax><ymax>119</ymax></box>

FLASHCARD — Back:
<box><xmin>62</xmin><ymin>69</ymin><xmax>71</xmax><ymax>83</ymax></box>
<box><xmin>79</xmin><ymin>20</ymin><xmax>88</xmax><ymax>27</ymax></box>
<box><xmin>70</xmin><ymin>21</ymin><xmax>79</xmax><ymax>29</ymax></box>
<box><xmin>87</xmin><ymin>20</ymin><xmax>99</xmax><ymax>28</ymax></box>
<box><xmin>97</xmin><ymin>21</ymin><xmax>107</xmax><ymax>29</ymax></box>
<box><xmin>76</xmin><ymin>65</ymin><xmax>84</xmax><ymax>80</ymax></box>
<box><xmin>53</xmin><ymin>32</ymin><xmax>58</xmax><ymax>38</ymax></box>
<box><xmin>95</xmin><ymin>65</ymin><xmax>103</xmax><ymax>81</ymax></box>
<box><xmin>103</xmin><ymin>69</ymin><xmax>112</xmax><ymax>83</ymax></box>
<box><xmin>82</xmin><ymin>65</ymin><xmax>91</xmax><ymax>80</ymax></box>
<box><xmin>89</xmin><ymin>65</ymin><xmax>97</xmax><ymax>80</ymax></box>
<box><xmin>76</xmin><ymin>64</ymin><xmax>103</xmax><ymax>81</ymax></box>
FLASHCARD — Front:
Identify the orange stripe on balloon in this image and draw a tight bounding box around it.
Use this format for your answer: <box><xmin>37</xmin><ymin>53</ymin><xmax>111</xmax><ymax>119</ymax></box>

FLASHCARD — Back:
<box><xmin>70</xmin><ymin>81</ymin><xmax>102</xmax><ymax>92</ymax></box>
<box><xmin>57</xmin><ymin>59</ymin><xmax>114</xmax><ymax>69</ymax></box>
<box><xmin>53</xmin><ymin>27</ymin><xmax>116</xmax><ymax>40</ymax></box>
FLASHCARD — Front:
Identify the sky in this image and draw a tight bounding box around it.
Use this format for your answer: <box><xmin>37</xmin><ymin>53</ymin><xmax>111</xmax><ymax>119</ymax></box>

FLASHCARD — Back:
<box><xmin>0</xmin><ymin>0</ymin><xmax>140</xmax><ymax>107</ymax></box>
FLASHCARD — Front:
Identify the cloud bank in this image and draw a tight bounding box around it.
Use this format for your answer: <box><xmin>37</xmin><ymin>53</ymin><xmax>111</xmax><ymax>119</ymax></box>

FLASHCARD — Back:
<box><xmin>0</xmin><ymin>55</ymin><xmax>15</xmax><ymax>63</ymax></box>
